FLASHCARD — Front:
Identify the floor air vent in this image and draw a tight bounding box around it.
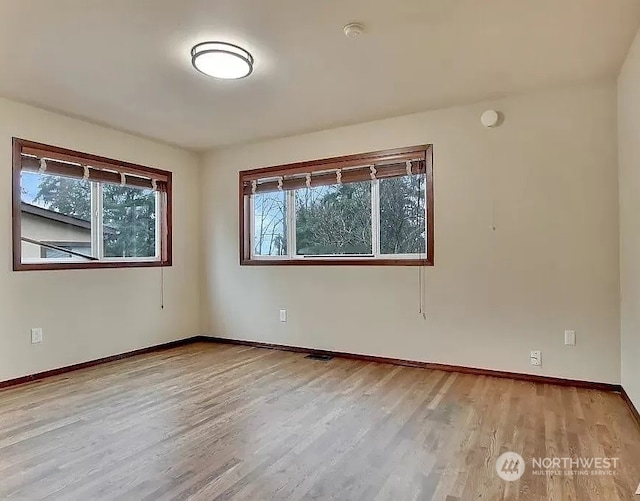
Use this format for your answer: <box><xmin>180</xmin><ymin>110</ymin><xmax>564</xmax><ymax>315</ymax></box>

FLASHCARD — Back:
<box><xmin>305</xmin><ymin>354</ymin><xmax>334</xmax><ymax>361</ymax></box>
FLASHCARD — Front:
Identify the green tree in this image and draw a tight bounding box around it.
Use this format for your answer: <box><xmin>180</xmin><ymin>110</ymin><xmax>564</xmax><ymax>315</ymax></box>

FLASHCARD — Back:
<box><xmin>296</xmin><ymin>181</ymin><xmax>372</xmax><ymax>255</ymax></box>
<box><xmin>34</xmin><ymin>176</ymin><xmax>91</xmax><ymax>220</ymax></box>
<box><xmin>34</xmin><ymin>176</ymin><xmax>156</xmax><ymax>257</ymax></box>
<box><xmin>294</xmin><ymin>175</ymin><xmax>425</xmax><ymax>255</ymax></box>
<box><xmin>379</xmin><ymin>175</ymin><xmax>425</xmax><ymax>254</ymax></box>
<box><xmin>102</xmin><ymin>185</ymin><xmax>156</xmax><ymax>258</ymax></box>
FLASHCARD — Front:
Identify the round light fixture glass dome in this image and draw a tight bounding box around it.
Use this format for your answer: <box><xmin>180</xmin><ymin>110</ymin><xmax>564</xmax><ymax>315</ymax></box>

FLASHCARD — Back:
<box><xmin>191</xmin><ymin>42</ymin><xmax>254</xmax><ymax>79</ymax></box>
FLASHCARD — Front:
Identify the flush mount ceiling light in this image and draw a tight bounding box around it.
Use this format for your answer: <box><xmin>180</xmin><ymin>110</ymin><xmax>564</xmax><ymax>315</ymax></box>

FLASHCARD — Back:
<box><xmin>191</xmin><ymin>41</ymin><xmax>254</xmax><ymax>80</ymax></box>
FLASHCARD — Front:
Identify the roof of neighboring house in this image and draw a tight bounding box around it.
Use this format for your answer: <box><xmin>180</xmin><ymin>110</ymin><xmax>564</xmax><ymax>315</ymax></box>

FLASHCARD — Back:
<box><xmin>21</xmin><ymin>203</ymin><xmax>116</xmax><ymax>234</ymax></box>
<box><xmin>21</xmin><ymin>202</ymin><xmax>91</xmax><ymax>230</ymax></box>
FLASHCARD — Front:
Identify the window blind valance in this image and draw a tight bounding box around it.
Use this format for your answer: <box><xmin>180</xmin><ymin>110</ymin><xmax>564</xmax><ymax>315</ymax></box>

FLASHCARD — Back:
<box><xmin>240</xmin><ymin>145</ymin><xmax>431</xmax><ymax>196</ymax></box>
<box><xmin>19</xmin><ymin>145</ymin><xmax>169</xmax><ymax>192</ymax></box>
<box><xmin>242</xmin><ymin>159</ymin><xmax>426</xmax><ymax>195</ymax></box>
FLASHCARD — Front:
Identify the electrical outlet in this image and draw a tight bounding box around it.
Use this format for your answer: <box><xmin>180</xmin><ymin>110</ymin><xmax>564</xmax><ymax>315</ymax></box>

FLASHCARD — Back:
<box><xmin>31</xmin><ymin>328</ymin><xmax>43</xmax><ymax>344</ymax></box>
<box><xmin>279</xmin><ymin>309</ymin><xmax>287</xmax><ymax>322</ymax></box>
<box><xmin>564</xmin><ymin>330</ymin><xmax>576</xmax><ymax>346</ymax></box>
<box><xmin>530</xmin><ymin>350</ymin><xmax>541</xmax><ymax>366</ymax></box>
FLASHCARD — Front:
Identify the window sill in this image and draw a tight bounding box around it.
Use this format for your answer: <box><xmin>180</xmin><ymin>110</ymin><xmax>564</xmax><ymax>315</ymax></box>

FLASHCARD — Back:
<box><xmin>240</xmin><ymin>258</ymin><xmax>433</xmax><ymax>267</ymax></box>
<box><xmin>14</xmin><ymin>260</ymin><xmax>171</xmax><ymax>272</ymax></box>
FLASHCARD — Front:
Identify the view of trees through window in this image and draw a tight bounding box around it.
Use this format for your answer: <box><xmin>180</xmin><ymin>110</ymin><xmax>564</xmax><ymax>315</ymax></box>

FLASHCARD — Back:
<box><xmin>251</xmin><ymin>174</ymin><xmax>426</xmax><ymax>258</ymax></box>
<box><xmin>380</xmin><ymin>174</ymin><xmax>425</xmax><ymax>254</ymax></box>
<box><xmin>296</xmin><ymin>181</ymin><xmax>372</xmax><ymax>255</ymax></box>
<box><xmin>102</xmin><ymin>184</ymin><xmax>156</xmax><ymax>258</ymax></box>
<box><xmin>253</xmin><ymin>191</ymin><xmax>287</xmax><ymax>256</ymax></box>
<box><xmin>21</xmin><ymin>171</ymin><xmax>157</xmax><ymax>259</ymax></box>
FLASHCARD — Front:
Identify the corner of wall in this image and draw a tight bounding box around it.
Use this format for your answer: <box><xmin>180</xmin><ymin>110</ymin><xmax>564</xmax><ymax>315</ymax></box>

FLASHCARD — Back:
<box><xmin>617</xmin><ymin>24</ymin><xmax>640</xmax><ymax>413</ymax></box>
<box><xmin>197</xmin><ymin>149</ymin><xmax>212</xmax><ymax>336</ymax></box>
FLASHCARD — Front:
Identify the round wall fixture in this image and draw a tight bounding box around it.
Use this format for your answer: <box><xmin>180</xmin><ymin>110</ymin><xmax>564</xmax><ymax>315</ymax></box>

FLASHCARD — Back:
<box><xmin>481</xmin><ymin>109</ymin><xmax>500</xmax><ymax>128</ymax></box>
<box><xmin>191</xmin><ymin>42</ymin><xmax>254</xmax><ymax>79</ymax></box>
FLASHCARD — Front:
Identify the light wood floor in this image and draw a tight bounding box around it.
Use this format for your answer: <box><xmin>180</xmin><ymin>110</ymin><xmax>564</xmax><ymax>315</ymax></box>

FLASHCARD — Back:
<box><xmin>0</xmin><ymin>343</ymin><xmax>638</xmax><ymax>500</ymax></box>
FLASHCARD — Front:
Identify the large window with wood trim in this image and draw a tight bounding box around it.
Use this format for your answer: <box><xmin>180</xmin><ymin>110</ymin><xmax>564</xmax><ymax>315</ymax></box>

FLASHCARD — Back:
<box><xmin>240</xmin><ymin>145</ymin><xmax>433</xmax><ymax>266</ymax></box>
<box><xmin>12</xmin><ymin>138</ymin><xmax>172</xmax><ymax>271</ymax></box>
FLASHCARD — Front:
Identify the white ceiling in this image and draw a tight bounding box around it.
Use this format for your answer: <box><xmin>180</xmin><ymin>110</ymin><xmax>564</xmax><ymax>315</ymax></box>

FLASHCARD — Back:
<box><xmin>1</xmin><ymin>0</ymin><xmax>639</xmax><ymax>151</ymax></box>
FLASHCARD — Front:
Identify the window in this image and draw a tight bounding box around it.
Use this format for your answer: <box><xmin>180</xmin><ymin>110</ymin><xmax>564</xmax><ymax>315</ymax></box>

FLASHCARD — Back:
<box><xmin>295</xmin><ymin>180</ymin><xmax>372</xmax><ymax>256</ymax></box>
<box><xmin>12</xmin><ymin>138</ymin><xmax>172</xmax><ymax>271</ymax></box>
<box><xmin>240</xmin><ymin>145</ymin><xmax>433</xmax><ymax>265</ymax></box>
<box><xmin>253</xmin><ymin>190</ymin><xmax>287</xmax><ymax>257</ymax></box>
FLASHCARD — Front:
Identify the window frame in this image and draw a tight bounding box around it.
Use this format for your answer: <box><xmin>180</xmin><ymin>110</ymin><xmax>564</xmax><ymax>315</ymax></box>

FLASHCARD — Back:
<box><xmin>12</xmin><ymin>138</ymin><xmax>172</xmax><ymax>271</ymax></box>
<box><xmin>239</xmin><ymin>145</ymin><xmax>434</xmax><ymax>266</ymax></box>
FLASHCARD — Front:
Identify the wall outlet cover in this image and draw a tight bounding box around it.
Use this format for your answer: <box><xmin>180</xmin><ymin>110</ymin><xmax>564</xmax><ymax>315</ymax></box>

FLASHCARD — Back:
<box><xmin>31</xmin><ymin>328</ymin><xmax>43</xmax><ymax>344</ymax></box>
<box><xmin>564</xmin><ymin>330</ymin><xmax>576</xmax><ymax>346</ymax></box>
<box><xmin>530</xmin><ymin>350</ymin><xmax>541</xmax><ymax>366</ymax></box>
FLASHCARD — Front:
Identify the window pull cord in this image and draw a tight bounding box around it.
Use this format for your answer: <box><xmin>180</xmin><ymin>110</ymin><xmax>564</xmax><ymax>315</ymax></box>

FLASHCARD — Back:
<box><xmin>161</xmin><ymin>266</ymin><xmax>165</xmax><ymax>310</ymax></box>
<box><xmin>120</xmin><ymin>172</ymin><xmax>126</xmax><ymax>186</ymax></box>
<box><xmin>419</xmin><ymin>265</ymin><xmax>427</xmax><ymax>320</ymax></box>
<box><xmin>370</xmin><ymin>165</ymin><xmax>377</xmax><ymax>180</ymax></box>
<box><xmin>406</xmin><ymin>160</ymin><xmax>413</xmax><ymax>176</ymax></box>
<box><xmin>336</xmin><ymin>169</ymin><xmax>342</xmax><ymax>185</ymax></box>
<box><xmin>488</xmin><ymin>133</ymin><xmax>497</xmax><ymax>232</ymax></box>
<box><xmin>83</xmin><ymin>165</ymin><xmax>89</xmax><ymax>180</ymax></box>
<box><xmin>39</xmin><ymin>158</ymin><xmax>47</xmax><ymax>173</ymax></box>
<box><xmin>151</xmin><ymin>179</ymin><xmax>157</xmax><ymax>191</ymax></box>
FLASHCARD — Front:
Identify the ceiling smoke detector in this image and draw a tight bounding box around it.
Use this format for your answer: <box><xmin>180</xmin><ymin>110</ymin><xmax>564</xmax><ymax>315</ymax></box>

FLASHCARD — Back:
<box><xmin>343</xmin><ymin>22</ymin><xmax>365</xmax><ymax>38</ymax></box>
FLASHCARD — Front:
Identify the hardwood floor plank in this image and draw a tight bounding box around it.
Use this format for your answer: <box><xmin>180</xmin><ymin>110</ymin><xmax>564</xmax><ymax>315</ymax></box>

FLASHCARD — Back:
<box><xmin>0</xmin><ymin>342</ymin><xmax>638</xmax><ymax>501</ymax></box>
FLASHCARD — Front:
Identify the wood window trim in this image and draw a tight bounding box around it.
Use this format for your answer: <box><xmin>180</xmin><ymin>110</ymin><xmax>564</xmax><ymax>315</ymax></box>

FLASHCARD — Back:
<box><xmin>12</xmin><ymin>138</ymin><xmax>173</xmax><ymax>271</ymax></box>
<box><xmin>239</xmin><ymin>145</ymin><xmax>434</xmax><ymax>267</ymax></box>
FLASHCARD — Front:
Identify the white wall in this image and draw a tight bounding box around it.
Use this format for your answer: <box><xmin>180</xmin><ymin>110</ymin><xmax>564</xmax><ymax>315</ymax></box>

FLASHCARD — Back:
<box><xmin>0</xmin><ymin>98</ymin><xmax>201</xmax><ymax>382</ymax></box>
<box><xmin>618</xmin><ymin>29</ymin><xmax>640</xmax><ymax>409</ymax></box>
<box><xmin>2</xmin><ymin>80</ymin><xmax>622</xmax><ymax>387</ymax></box>
<box><xmin>201</xmin><ymin>81</ymin><xmax>621</xmax><ymax>384</ymax></box>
